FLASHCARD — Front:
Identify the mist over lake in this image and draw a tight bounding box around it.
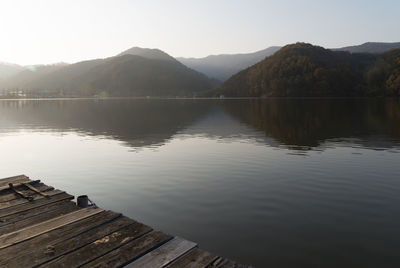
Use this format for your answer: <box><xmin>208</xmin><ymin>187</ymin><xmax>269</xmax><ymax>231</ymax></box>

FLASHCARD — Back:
<box><xmin>0</xmin><ymin>98</ymin><xmax>400</xmax><ymax>267</ymax></box>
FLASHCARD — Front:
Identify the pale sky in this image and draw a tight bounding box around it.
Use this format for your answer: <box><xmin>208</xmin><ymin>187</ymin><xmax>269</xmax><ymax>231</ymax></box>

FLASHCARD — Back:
<box><xmin>0</xmin><ymin>0</ymin><xmax>399</xmax><ymax>65</ymax></box>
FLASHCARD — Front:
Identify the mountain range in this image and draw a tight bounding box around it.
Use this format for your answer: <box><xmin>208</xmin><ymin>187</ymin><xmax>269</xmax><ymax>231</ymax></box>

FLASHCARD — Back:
<box><xmin>0</xmin><ymin>42</ymin><xmax>399</xmax><ymax>98</ymax></box>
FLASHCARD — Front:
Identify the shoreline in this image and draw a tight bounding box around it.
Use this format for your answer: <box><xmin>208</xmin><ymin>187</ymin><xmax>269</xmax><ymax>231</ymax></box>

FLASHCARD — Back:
<box><xmin>0</xmin><ymin>96</ymin><xmax>397</xmax><ymax>101</ymax></box>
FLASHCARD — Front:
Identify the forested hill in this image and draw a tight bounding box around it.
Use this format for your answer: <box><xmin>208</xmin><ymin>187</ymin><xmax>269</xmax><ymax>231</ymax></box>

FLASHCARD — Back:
<box><xmin>63</xmin><ymin>54</ymin><xmax>215</xmax><ymax>97</ymax></box>
<box><xmin>178</xmin><ymin>42</ymin><xmax>399</xmax><ymax>82</ymax></box>
<box><xmin>204</xmin><ymin>43</ymin><xmax>400</xmax><ymax>97</ymax></box>
<box><xmin>0</xmin><ymin>47</ymin><xmax>215</xmax><ymax>97</ymax></box>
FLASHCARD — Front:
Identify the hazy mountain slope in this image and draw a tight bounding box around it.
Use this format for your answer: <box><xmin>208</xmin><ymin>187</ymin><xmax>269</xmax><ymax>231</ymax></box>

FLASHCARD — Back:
<box><xmin>177</xmin><ymin>46</ymin><xmax>281</xmax><ymax>81</ymax></box>
<box><xmin>1</xmin><ymin>48</ymin><xmax>215</xmax><ymax>96</ymax></box>
<box><xmin>205</xmin><ymin>43</ymin><xmax>379</xmax><ymax>97</ymax></box>
<box><xmin>24</xmin><ymin>59</ymin><xmax>104</xmax><ymax>91</ymax></box>
<box><xmin>2</xmin><ymin>64</ymin><xmax>67</xmax><ymax>89</ymax></box>
<box><xmin>335</xmin><ymin>42</ymin><xmax>400</xmax><ymax>54</ymax></box>
<box><xmin>0</xmin><ymin>46</ymin><xmax>215</xmax><ymax>96</ymax></box>
<box><xmin>67</xmin><ymin>54</ymin><xmax>214</xmax><ymax>96</ymax></box>
<box><xmin>0</xmin><ymin>63</ymin><xmax>24</xmax><ymax>80</ymax></box>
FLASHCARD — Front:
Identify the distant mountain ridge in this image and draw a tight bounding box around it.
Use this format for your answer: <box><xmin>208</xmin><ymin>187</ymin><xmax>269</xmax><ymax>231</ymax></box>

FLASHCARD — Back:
<box><xmin>177</xmin><ymin>46</ymin><xmax>281</xmax><ymax>81</ymax></box>
<box><xmin>335</xmin><ymin>42</ymin><xmax>400</xmax><ymax>54</ymax></box>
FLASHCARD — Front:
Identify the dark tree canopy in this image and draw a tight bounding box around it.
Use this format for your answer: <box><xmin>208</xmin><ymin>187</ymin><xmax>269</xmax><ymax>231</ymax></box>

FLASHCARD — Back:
<box><xmin>205</xmin><ymin>43</ymin><xmax>400</xmax><ymax>97</ymax></box>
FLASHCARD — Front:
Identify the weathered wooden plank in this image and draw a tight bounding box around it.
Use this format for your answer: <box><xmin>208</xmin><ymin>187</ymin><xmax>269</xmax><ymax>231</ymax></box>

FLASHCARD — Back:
<box><xmin>207</xmin><ymin>257</ymin><xmax>248</xmax><ymax>268</ymax></box>
<box><xmin>23</xmin><ymin>182</ymin><xmax>51</xmax><ymax>197</ymax></box>
<box><xmin>0</xmin><ymin>189</ymin><xmax>64</xmax><ymax>210</ymax></box>
<box><xmin>0</xmin><ymin>211</ymin><xmax>121</xmax><ymax>267</ymax></box>
<box><xmin>166</xmin><ymin>248</ymin><xmax>218</xmax><ymax>268</ymax></box>
<box><xmin>0</xmin><ymin>200</ymin><xmax>74</xmax><ymax>226</ymax></box>
<box><xmin>0</xmin><ymin>192</ymin><xmax>73</xmax><ymax>218</ymax></box>
<box><xmin>0</xmin><ymin>175</ymin><xmax>31</xmax><ymax>188</ymax></box>
<box><xmin>125</xmin><ymin>236</ymin><xmax>197</xmax><ymax>268</ymax></box>
<box><xmin>0</xmin><ymin>175</ymin><xmax>28</xmax><ymax>182</ymax></box>
<box><xmin>8</xmin><ymin>182</ymin><xmax>35</xmax><ymax>201</ymax></box>
<box><xmin>3</xmin><ymin>215</ymin><xmax>135</xmax><ymax>267</ymax></box>
<box><xmin>215</xmin><ymin>260</ymin><xmax>236</xmax><ymax>268</ymax></box>
<box><xmin>0</xmin><ymin>183</ymin><xmax>54</xmax><ymax>203</ymax></box>
<box><xmin>0</xmin><ymin>175</ymin><xmax>23</xmax><ymax>182</ymax></box>
<box><xmin>0</xmin><ymin>201</ymin><xmax>79</xmax><ymax>235</ymax></box>
<box><xmin>0</xmin><ymin>207</ymin><xmax>103</xmax><ymax>249</ymax></box>
<box><xmin>41</xmin><ymin>221</ymin><xmax>152</xmax><ymax>267</ymax></box>
<box><xmin>0</xmin><ymin>179</ymin><xmax>41</xmax><ymax>192</ymax></box>
<box><xmin>81</xmin><ymin>231</ymin><xmax>172</xmax><ymax>268</ymax></box>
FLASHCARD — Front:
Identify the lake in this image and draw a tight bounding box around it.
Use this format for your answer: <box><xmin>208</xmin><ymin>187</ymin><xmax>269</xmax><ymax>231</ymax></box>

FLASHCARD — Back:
<box><xmin>1</xmin><ymin>98</ymin><xmax>400</xmax><ymax>268</ymax></box>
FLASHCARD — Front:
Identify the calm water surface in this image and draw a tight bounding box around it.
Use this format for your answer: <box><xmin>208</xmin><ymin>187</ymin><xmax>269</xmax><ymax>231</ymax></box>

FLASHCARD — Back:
<box><xmin>1</xmin><ymin>99</ymin><xmax>400</xmax><ymax>268</ymax></box>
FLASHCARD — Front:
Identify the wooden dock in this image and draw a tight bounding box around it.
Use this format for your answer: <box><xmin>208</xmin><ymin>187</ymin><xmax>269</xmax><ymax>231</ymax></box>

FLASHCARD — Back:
<box><xmin>0</xmin><ymin>175</ymin><xmax>251</xmax><ymax>268</ymax></box>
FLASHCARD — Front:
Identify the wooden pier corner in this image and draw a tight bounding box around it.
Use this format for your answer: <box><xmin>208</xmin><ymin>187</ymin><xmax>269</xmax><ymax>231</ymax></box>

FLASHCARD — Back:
<box><xmin>0</xmin><ymin>175</ymin><xmax>252</xmax><ymax>268</ymax></box>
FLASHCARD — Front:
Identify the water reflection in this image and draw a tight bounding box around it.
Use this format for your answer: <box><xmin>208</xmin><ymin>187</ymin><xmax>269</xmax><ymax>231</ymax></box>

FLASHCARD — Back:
<box><xmin>221</xmin><ymin>98</ymin><xmax>400</xmax><ymax>150</ymax></box>
<box><xmin>0</xmin><ymin>99</ymin><xmax>212</xmax><ymax>148</ymax></box>
<box><xmin>0</xmin><ymin>98</ymin><xmax>399</xmax><ymax>151</ymax></box>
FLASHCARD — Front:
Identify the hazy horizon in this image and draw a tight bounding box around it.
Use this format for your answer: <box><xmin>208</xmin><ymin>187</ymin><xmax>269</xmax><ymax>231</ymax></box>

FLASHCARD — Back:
<box><xmin>1</xmin><ymin>0</ymin><xmax>399</xmax><ymax>65</ymax></box>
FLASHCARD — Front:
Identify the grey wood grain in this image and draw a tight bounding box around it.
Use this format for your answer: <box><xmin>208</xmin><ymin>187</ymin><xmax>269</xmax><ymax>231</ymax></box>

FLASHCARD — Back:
<box><xmin>0</xmin><ymin>207</ymin><xmax>103</xmax><ymax>249</ymax></box>
<box><xmin>125</xmin><ymin>236</ymin><xmax>197</xmax><ymax>268</ymax></box>
<box><xmin>0</xmin><ymin>211</ymin><xmax>121</xmax><ymax>267</ymax></box>
<box><xmin>0</xmin><ymin>175</ymin><xmax>30</xmax><ymax>187</ymax></box>
<box><xmin>41</xmin><ymin>221</ymin><xmax>152</xmax><ymax>268</ymax></box>
<box><xmin>0</xmin><ymin>201</ymin><xmax>79</xmax><ymax>235</ymax></box>
<box><xmin>82</xmin><ymin>231</ymin><xmax>172</xmax><ymax>268</ymax></box>
<box><xmin>0</xmin><ymin>183</ymin><xmax>53</xmax><ymax>203</ymax></box>
<box><xmin>23</xmin><ymin>182</ymin><xmax>51</xmax><ymax>197</ymax></box>
<box><xmin>208</xmin><ymin>257</ymin><xmax>252</xmax><ymax>268</ymax></box>
<box><xmin>4</xmin><ymin>216</ymin><xmax>136</xmax><ymax>267</ymax></box>
<box><xmin>0</xmin><ymin>189</ymin><xmax>64</xmax><ymax>210</ymax></box>
<box><xmin>0</xmin><ymin>192</ymin><xmax>74</xmax><ymax>218</ymax></box>
<box><xmin>0</xmin><ymin>200</ymin><xmax>74</xmax><ymax>227</ymax></box>
<box><xmin>0</xmin><ymin>179</ymin><xmax>40</xmax><ymax>192</ymax></box>
<box><xmin>166</xmin><ymin>248</ymin><xmax>218</xmax><ymax>268</ymax></box>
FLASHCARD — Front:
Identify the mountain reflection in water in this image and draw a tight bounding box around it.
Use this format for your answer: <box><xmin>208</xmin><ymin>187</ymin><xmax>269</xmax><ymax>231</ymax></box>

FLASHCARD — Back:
<box><xmin>1</xmin><ymin>98</ymin><xmax>399</xmax><ymax>151</ymax></box>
